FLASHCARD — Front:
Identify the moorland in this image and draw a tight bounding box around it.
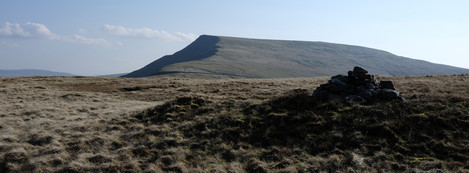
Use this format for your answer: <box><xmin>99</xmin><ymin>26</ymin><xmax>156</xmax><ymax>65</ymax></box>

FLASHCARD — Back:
<box><xmin>1</xmin><ymin>74</ymin><xmax>469</xmax><ymax>172</ymax></box>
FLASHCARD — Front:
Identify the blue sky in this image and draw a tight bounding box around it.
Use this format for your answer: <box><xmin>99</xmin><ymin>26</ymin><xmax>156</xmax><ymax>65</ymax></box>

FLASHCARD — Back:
<box><xmin>1</xmin><ymin>1</ymin><xmax>469</xmax><ymax>75</ymax></box>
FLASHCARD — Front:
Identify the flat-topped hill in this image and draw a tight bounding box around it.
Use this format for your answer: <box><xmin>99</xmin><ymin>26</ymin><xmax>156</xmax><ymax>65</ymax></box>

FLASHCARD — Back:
<box><xmin>124</xmin><ymin>35</ymin><xmax>469</xmax><ymax>78</ymax></box>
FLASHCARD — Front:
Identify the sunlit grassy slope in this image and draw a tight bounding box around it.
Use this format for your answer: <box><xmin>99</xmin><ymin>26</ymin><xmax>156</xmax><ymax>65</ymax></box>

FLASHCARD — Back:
<box><xmin>1</xmin><ymin>74</ymin><xmax>469</xmax><ymax>172</ymax></box>
<box><xmin>124</xmin><ymin>35</ymin><xmax>469</xmax><ymax>78</ymax></box>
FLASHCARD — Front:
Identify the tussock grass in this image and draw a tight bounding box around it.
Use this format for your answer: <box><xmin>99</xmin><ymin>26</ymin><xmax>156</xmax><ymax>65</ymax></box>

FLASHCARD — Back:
<box><xmin>0</xmin><ymin>75</ymin><xmax>468</xmax><ymax>172</ymax></box>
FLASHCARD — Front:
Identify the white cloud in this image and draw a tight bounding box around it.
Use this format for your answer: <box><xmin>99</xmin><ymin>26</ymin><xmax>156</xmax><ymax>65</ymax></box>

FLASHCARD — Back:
<box><xmin>0</xmin><ymin>22</ymin><xmax>112</xmax><ymax>47</ymax></box>
<box><xmin>102</xmin><ymin>24</ymin><xmax>198</xmax><ymax>42</ymax></box>
<box><xmin>0</xmin><ymin>41</ymin><xmax>19</xmax><ymax>47</ymax></box>
<box><xmin>62</xmin><ymin>35</ymin><xmax>113</xmax><ymax>47</ymax></box>
<box><xmin>0</xmin><ymin>22</ymin><xmax>57</xmax><ymax>39</ymax></box>
<box><xmin>175</xmin><ymin>32</ymin><xmax>199</xmax><ymax>41</ymax></box>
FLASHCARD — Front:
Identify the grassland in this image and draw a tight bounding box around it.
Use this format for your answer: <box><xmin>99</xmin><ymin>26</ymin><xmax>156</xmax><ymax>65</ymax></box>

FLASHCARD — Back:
<box><xmin>1</xmin><ymin>74</ymin><xmax>469</xmax><ymax>172</ymax></box>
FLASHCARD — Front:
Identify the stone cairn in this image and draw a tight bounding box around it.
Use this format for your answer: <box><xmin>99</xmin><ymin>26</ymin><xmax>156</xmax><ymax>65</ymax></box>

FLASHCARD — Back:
<box><xmin>312</xmin><ymin>66</ymin><xmax>404</xmax><ymax>105</ymax></box>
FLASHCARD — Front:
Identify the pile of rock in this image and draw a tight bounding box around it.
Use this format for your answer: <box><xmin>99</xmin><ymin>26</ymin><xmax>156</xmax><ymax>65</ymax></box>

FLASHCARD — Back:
<box><xmin>312</xmin><ymin>66</ymin><xmax>404</xmax><ymax>104</ymax></box>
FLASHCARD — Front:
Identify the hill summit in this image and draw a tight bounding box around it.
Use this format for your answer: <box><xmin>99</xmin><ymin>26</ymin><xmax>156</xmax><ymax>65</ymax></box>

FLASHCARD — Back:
<box><xmin>124</xmin><ymin>35</ymin><xmax>469</xmax><ymax>78</ymax></box>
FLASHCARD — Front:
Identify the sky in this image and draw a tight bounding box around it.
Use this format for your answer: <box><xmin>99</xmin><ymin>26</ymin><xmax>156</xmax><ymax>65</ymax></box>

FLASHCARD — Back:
<box><xmin>1</xmin><ymin>0</ymin><xmax>469</xmax><ymax>76</ymax></box>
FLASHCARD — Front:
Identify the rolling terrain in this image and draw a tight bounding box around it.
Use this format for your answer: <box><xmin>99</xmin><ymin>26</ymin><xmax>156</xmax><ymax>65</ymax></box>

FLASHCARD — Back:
<box><xmin>124</xmin><ymin>35</ymin><xmax>469</xmax><ymax>78</ymax></box>
<box><xmin>1</xmin><ymin>75</ymin><xmax>469</xmax><ymax>172</ymax></box>
<box><xmin>0</xmin><ymin>69</ymin><xmax>75</xmax><ymax>78</ymax></box>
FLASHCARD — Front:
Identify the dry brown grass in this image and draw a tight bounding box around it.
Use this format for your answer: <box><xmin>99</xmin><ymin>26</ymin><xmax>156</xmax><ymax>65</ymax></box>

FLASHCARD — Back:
<box><xmin>0</xmin><ymin>74</ymin><xmax>468</xmax><ymax>172</ymax></box>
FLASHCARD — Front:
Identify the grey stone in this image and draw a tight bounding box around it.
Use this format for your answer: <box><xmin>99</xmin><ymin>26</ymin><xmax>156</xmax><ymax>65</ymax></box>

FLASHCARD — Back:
<box><xmin>380</xmin><ymin>81</ymin><xmax>396</xmax><ymax>90</ymax></box>
<box><xmin>370</xmin><ymin>75</ymin><xmax>378</xmax><ymax>85</ymax></box>
<box><xmin>353</xmin><ymin>66</ymin><xmax>368</xmax><ymax>74</ymax></box>
<box><xmin>331</xmin><ymin>75</ymin><xmax>349</xmax><ymax>83</ymax></box>
<box><xmin>357</xmin><ymin>91</ymin><xmax>373</xmax><ymax>101</ymax></box>
<box><xmin>398</xmin><ymin>96</ymin><xmax>405</xmax><ymax>101</ymax></box>
<box><xmin>319</xmin><ymin>83</ymin><xmax>335</xmax><ymax>89</ymax></box>
<box><xmin>346</xmin><ymin>95</ymin><xmax>366</xmax><ymax>105</ymax></box>
<box><xmin>365</xmin><ymin>83</ymin><xmax>376</xmax><ymax>89</ymax></box>
<box><xmin>379</xmin><ymin>89</ymin><xmax>400</xmax><ymax>99</ymax></box>
<box><xmin>369</xmin><ymin>89</ymin><xmax>379</xmax><ymax>97</ymax></box>
<box><xmin>358</xmin><ymin>85</ymin><xmax>369</xmax><ymax>92</ymax></box>
<box><xmin>330</xmin><ymin>79</ymin><xmax>347</xmax><ymax>86</ymax></box>
<box><xmin>330</xmin><ymin>85</ymin><xmax>350</xmax><ymax>93</ymax></box>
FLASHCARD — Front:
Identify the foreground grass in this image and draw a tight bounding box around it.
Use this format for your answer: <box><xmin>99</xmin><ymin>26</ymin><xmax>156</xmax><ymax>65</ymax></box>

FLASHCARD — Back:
<box><xmin>0</xmin><ymin>74</ymin><xmax>468</xmax><ymax>172</ymax></box>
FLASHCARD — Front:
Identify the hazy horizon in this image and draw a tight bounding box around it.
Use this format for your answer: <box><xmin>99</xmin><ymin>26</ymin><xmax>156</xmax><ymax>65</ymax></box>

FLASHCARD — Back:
<box><xmin>1</xmin><ymin>1</ymin><xmax>469</xmax><ymax>76</ymax></box>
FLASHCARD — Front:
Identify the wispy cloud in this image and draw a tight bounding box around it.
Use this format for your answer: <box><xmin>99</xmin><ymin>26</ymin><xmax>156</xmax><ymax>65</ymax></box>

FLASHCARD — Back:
<box><xmin>102</xmin><ymin>24</ymin><xmax>198</xmax><ymax>42</ymax></box>
<box><xmin>0</xmin><ymin>22</ymin><xmax>112</xmax><ymax>47</ymax></box>
<box><xmin>115</xmin><ymin>41</ymin><xmax>124</xmax><ymax>46</ymax></box>
<box><xmin>62</xmin><ymin>35</ymin><xmax>113</xmax><ymax>47</ymax></box>
<box><xmin>175</xmin><ymin>32</ymin><xmax>199</xmax><ymax>41</ymax></box>
<box><xmin>77</xmin><ymin>28</ymin><xmax>87</xmax><ymax>34</ymax></box>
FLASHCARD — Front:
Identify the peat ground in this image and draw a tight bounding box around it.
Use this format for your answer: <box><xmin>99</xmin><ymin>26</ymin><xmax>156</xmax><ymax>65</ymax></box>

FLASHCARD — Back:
<box><xmin>0</xmin><ymin>75</ymin><xmax>468</xmax><ymax>172</ymax></box>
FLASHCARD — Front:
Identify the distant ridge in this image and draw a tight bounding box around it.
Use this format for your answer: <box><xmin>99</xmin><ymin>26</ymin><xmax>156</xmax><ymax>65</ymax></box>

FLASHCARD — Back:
<box><xmin>0</xmin><ymin>69</ymin><xmax>75</xmax><ymax>77</ymax></box>
<box><xmin>124</xmin><ymin>35</ymin><xmax>469</xmax><ymax>78</ymax></box>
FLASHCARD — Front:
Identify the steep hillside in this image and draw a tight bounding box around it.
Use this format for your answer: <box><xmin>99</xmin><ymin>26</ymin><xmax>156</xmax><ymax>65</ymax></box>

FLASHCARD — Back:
<box><xmin>124</xmin><ymin>35</ymin><xmax>469</xmax><ymax>78</ymax></box>
<box><xmin>0</xmin><ymin>69</ymin><xmax>75</xmax><ymax>77</ymax></box>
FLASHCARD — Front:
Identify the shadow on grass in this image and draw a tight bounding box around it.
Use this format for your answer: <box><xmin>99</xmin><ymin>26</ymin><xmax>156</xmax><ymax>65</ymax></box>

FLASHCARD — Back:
<box><xmin>131</xmin><ymin>88</ymin><xmax>469</xmax><ymax>171</ymax></box>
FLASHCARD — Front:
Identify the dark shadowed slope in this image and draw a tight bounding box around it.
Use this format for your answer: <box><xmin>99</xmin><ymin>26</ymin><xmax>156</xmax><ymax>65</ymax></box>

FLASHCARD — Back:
<box><xmin>123</xmin><ymin>35</ymin><xmax>220</xmax><ymax>77</ymax></box>
<box><xmin>124</xmin><ymin>35</ymin><xmax>469</xmax><ymax>78</ymax></box>
<box><xmin>0</xmin><ymin>69</ymin><xmax>75</xmax><ymax>77</ymax></box>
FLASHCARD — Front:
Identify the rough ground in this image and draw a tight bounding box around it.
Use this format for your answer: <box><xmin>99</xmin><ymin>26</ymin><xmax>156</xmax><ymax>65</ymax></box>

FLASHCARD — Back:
<box><xmin>0</xmin><ymin>75</ymin><xmax>468</xmax><ymax>172</ymax></box>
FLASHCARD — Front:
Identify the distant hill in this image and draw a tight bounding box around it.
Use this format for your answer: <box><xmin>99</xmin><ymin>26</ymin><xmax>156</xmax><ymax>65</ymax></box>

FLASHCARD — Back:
<box><xmin>96</xmin><ymin>73</ymin><xmax>129</xmax><ymax>77</ymax></box>
<box><xmin>0</xmin><ymin>69</ymin><xmax>75</xmax><ymax>77</ymax></box>
<box><xmin>124</xmin><ymin>35</ymin><xmax>469</xmax><ymax>78</ymax></box>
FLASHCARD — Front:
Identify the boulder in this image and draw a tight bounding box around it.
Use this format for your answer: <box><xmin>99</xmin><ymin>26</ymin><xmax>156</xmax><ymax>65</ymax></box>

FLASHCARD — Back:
<box><xmin>379</xmin><ymin>89</ymin><xmax>400</xmax><ymax>99</ymax></box>
<box><xmin>353</xmin><ymin>66</ymin><xmax>368</xmax><ymax>74</ymax></box>
<box><xmin>379</xmin><ymin>81</ymin><xmax>396</xmax><ymax>90</ymax></box>
<box><xmin>331</xmin><ymin>74</ymin><xmax>349</xmax><ymax>83</ymax></box>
